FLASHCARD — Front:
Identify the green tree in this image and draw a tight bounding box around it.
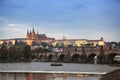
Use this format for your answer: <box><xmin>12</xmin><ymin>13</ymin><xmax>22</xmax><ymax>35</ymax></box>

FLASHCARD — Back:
<box><xmin>2</xmin><ymin>42</ymin><xmax>7</xmax><ymax>46</ymax></box>
<box><xmin>32</xmin><ymin>41</ymin><xmax>38</xmax><ymax>46</ymax></box>
<box><xmin>40</xmin><ymin>42</ymin><xmax>49</xmax><ymax>48</ymax></box>
<box><xmin>0</xmin><ymin>46</ymin><xmax>8</xmax><ymax>60</ymax></box>
<box><xmin>8</xmin><ymin>46</ymin><xmax>16</xmax><ymax>60</ymax></box>
<box><xmin>8</xmin><ymin>46</ymin><xmax>21</xmax><ymax>61</ymax></box>
<box><xmin>16</xmin><ymin>41</ymin><xmax>26</xmax><ymax>46</ymax></box>
<box><xmin>23</xmin><ymin>45</ymin><xmax>31</xmax><ymax>60</ymax></box>
<box><xmin>37</xmin><ymin>47</ymin><xmax>44</xmax><ymax>53</ymax></box>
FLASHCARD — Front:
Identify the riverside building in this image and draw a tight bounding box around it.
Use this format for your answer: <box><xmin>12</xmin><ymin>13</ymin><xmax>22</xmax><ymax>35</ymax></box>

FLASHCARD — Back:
<box><xmin>0</xmin><ymin>28</ymin><xmax>104</xmax><ymax>47</ymax></box>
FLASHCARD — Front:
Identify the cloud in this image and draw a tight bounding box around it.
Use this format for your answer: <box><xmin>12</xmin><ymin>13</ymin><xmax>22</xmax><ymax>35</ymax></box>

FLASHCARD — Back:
<box><xmin>0</xmin><ymin>23</ymin><xmax>48</xmax><ymax>39</ymax></box>
<box><xmin>8</xmin><ymin>23</ymin><xmax>26</xmax><ymax>27</ymax></box>
<box><xmin>0</xmin><ymin>23</ymin><xmax>31</xmax><ymax>39</ymax></box>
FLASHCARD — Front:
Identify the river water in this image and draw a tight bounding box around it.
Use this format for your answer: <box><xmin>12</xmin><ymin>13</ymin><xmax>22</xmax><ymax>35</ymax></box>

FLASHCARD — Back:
<box><xmin>0</xmin><ymin>62</ymin><xmax>119</xmax><ymax>80</ymax></box>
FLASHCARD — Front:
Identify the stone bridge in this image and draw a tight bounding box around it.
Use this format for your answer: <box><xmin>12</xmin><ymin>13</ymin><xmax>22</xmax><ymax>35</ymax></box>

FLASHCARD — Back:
<box><xmin>33</xmin><ymin>50</ymin><xmax>120</xmax><ymax>64</ymax></box>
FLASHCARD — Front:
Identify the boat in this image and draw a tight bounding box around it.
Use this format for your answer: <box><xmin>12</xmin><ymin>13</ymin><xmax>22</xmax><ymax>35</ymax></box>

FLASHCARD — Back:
<box><xmin>50</xmin><ymin>63</ymin><xmax>63</xmax><ymax>66</ymax></box>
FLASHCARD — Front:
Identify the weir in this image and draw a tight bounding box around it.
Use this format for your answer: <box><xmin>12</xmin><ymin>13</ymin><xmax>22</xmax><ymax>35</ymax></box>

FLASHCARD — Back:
<box><xmin>0</xmin><ymin>62</ymin><xmax>119</xmax><ymax>80</ymax></box>
<box><xmin>0</xmin><ymin>70</ymin><xmax>107</xmax><ymax>75</ymax></box>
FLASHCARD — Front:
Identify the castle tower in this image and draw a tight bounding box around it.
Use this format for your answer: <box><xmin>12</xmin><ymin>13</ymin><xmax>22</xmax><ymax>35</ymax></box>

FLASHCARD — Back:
<box><xmin>31</xmin><ymin>27</ymin><xmax>36</xmax><ymax>39</ymax></box>
<box><xmin>100</xmin><ymin>37</ymin><xmax>104</xmax><ymax>41</ymax></box>
<box><xmin>62</xmin><ymin>36</ymin><xmax>66</xmax><ymax>40</ymax></box>
<box><xmin>32</xmin><ymin>27</ymin><xmax>35</xmax><ymax>33</ymax></box>
<box><xmin>99</xmin><ymin>37</ymin><xmax>104</xmax><ymax>46</ymax></box>
<box><xmin>26</xmin><ymin>30</ymin><xmax>30</xmax><ymax>38</ymax></box>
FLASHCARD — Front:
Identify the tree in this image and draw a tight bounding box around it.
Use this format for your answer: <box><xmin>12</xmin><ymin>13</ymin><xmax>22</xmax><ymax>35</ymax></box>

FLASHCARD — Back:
<box><xmin>40</xmin><ymin>42</ymin><xmax>49</xmax><ymax>48</ymax></box>
<box><xmin>55</xmin><ymin>43</ymin><xmax>59</xmax><ymax>48</ymax></box>
<box><xmin>2</xmin><ymin>42</ymin><xmax>7</xmax><ymax>46</ymax></box>
<box><xmin>8</xmin><ymin>46</ymin><xmax>22</xmax><ymax>61</ymax></box>
<box><xmin>67</xmin><ymin>44</ymin><xmax>73</xmax><ymax>48</ymax></box>
<box><xmin>32</xmin><ymin>41</ymin><xmax>38</xmax><ymax>46</ymax></box>
<box><xmin>16</xmin><ymin>41</ymin><xmax>26</xmax><ymax>46</ymax></box>
<box><xmin>0</xmin><ymin>46</ymin><xmax>8</xmax><ymax>60</ymax></box>
<box><xmin>23</xmin><ymin>45</ymin><xmax>31</xmax><ymax>60</ymax></box>
<box><xmin>8</xmin><ymin>46</ymin><xmax>16</xmax><ymax>60</ymax></box>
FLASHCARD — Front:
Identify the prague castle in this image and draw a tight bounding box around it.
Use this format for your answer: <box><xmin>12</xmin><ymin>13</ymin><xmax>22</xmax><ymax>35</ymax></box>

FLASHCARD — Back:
<box><xmin>0</xmin><ymin>28</ymin><xmax>104</xmax><ymax>47</ymax></box>
<box><xmin>26</xmin><ymin>28</ymin><xmax>55</xmax><ymax>43</ymax></box>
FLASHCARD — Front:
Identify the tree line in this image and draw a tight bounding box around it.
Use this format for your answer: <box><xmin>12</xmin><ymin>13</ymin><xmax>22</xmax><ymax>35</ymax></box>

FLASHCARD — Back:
<box><xmin>0</xmin><ymin>45</ymin><xmax>31</xmax><ymax>62</ymax></box>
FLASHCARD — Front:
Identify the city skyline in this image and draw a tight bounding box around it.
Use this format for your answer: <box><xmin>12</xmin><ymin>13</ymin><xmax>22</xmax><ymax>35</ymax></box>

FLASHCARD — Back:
<box><xmin>0</xmin><ymin>0</ymin><xmax>120</xmax><ymax>42</ymax></box>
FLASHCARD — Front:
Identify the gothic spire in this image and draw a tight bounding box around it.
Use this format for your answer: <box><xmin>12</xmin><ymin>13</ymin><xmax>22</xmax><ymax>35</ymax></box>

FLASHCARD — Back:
<box><xmin>27</xmin><ymin>30</ymin><xmax>29</xmax><ymax>34</ymax></box>
<box><xmin>30</xmin><ymin>30</ymin><xmax>31</xmax><ymax>34</ymax></box>
<box><xmin>32</xmin><ymin>27</ymin><xmax>35</xmax><ymax>32</ymax></box>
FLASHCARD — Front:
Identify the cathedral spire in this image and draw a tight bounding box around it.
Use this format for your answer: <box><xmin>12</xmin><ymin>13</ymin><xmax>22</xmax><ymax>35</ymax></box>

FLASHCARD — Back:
<box><xmin>32</xmin><ymin>27</ymin><xmax>35</xmax><ymax>33</ymax></box>
<box><xmin>62</xmin><ymin>35</ymin><xmax>66</xmax><ymax>40</ymax></box>
<box><xmin>30</xmin><ymin>30</ymin><xmax>31</xmax><ymax>35</ymax></box>
<box><xmin>26</xmin><ymin>30</ymin><xmax>30</xmax><ymax>38</ymax></box>
<box><xmin>100</xmin><ymin>37</ymin><xmax>104</xmax><ymax>41</ymax></box>
<box><xmin>27</xmin><ymin>30</ymin><xmax>29</xmax><ymax>34</ymax></box>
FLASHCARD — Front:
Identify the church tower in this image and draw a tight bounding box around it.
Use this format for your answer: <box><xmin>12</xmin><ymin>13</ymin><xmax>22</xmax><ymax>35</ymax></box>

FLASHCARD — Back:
<box><xmin>26</xmin><ymin>28</ymin><xmax>36</xmax><ymax>39</ymax></box>
<box><xmin>31</xmin><ymin>27</ymin><xmax>36</xmax><ymax>39</ymax></box>
<box><xmin>62</xmin><ymin>36</ymin><xmax>66</xmax><ymax>40</ymax></box>
<box><xmin>100</xmin><ymin>37</ymin><xmax>104</xmax><ymax>41</ymax></box>
<box><xmin>26</xmin><ymin>30</ymin><xmax>30</xmax><ymax>38</ymax></box>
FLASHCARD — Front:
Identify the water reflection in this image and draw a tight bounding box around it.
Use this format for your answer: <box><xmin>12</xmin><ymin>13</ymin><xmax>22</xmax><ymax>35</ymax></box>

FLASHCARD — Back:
<box><xmin>55</xmin><ymin>77</ymin><xmax>98</xmax><ymax>80</ymax></box>
<box><xmin>53</xmin><ymin>75</ymin><xmax>100</xmax><ymax>80</ymax></box>
<box><xmin>45</xmin><ymin>74</ymin><xmax>100</xmax><ymax>80</ymax></box>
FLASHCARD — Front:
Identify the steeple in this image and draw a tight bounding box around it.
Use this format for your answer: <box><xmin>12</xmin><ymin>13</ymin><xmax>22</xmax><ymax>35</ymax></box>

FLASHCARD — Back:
<box><xmin>27</xmin><ymin>30</ymin><xmax>29</xmax><ymax>34</ymax></box>
<box><xmin>30</xmin><ymin>30</ymin><xmax>31</xmax><ymax>34</ymax></box>
<box><xmin>100</xmin><ymin>37</ymin><xmax>104</xmax><ymax>41</ymax></box>
<box><xmin>32</xmin><ymin>27</ymin><xmax>35</xmax><ymax>33</ymax></box>
<box><xmin>62</xmin><ymin>36</ymin><xmax>66</xmax><ymax>40</ymax></box>
<box><xmin>26</xmin><ymin>30</ymin><xmax>30</xmax><ymax>38</ymax></box>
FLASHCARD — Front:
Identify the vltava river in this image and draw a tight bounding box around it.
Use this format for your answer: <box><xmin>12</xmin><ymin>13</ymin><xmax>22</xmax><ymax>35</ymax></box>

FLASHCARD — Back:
<box><xmin>0</xmin><ymin>62</ymin><xmax>119</xmax><ymax>80</ymax></box>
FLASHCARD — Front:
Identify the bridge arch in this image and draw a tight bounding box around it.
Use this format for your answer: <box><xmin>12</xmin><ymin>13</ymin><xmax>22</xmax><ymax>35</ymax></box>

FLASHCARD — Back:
<box><xmin>48</xmin><ymin>54</ymin><xmax>58</xmax><ymax>62</ymax></box>
<box><xmin>79</xmin><ymin>54</ymin><xmax>87</xmax><ymax>62</ymax></box>
<box><xmin>87</xmin><ymin>53</ymin><xmax>96</xmax><ymax>63</ymax></box>
<box><xmin>48</xmin><ymin>54</ymin><xmax>53</xmax><ymax>61</ymax></box>
<box><xmin>71</xmin><ymin>54</ymin><xmax>80</xmax><ymax>63</ymax></box>
<box><xmin>59</xmin><ymin>54</ymin><xmax>65</xmax><ymax>62</ymax></box>
<box><xmin>39</xmin><ymin>55</ymin><xmax>48</xmax><ymax>61</ymax></box>
<box><xmin>106</xmin><ymin>53</ymin><xmax>118</xmax><ymax>63</ymax></box>
<box><xmin>39</xmin><ymin>55</ymin><xmax>43</xmax><ymax>60</ymax></box>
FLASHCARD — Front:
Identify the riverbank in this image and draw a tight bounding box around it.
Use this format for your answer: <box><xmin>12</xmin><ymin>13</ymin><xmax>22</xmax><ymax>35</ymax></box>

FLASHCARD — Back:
<box><xmin>100</xmin><ymin>69</ymin><xmax>120</xmax><ymax>80</ymax></box>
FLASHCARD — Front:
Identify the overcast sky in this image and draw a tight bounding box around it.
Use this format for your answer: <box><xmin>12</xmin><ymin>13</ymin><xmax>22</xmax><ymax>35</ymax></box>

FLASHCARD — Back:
<box><xmin>0</xmin><ymin>0</ymin><xmax>120</xmax><ymax>41</ymax></box>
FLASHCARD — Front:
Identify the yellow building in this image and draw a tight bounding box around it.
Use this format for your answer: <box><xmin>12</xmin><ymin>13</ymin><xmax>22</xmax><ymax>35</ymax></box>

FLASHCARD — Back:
<box><xmin>52</xmin><ymin>37</ymin><xmax>104</xmax><ymax>47</ymax></box>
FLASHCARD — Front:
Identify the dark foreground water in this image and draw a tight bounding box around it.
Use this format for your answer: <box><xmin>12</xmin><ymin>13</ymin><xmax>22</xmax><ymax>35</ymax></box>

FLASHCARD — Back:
<box><xmin>0</xmin><ymin>62</ymin><xmax>119</xmax><ymax>80</ymax></box>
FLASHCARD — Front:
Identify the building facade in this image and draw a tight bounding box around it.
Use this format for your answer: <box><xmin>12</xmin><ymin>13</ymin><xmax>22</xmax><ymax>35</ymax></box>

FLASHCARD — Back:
<box><xmin>52</xmin><ymin>37</ymin><xmax>104</xmax><ymax>47</ymax></box>
<box><xmin>26</xmin><ymin>28</ymin><xmax>55</xmax><ymax>44</ymax></box>
<box><xmin>0</xmin><ymin>28</ymin><xmax>104</xmax><ymax>47</ymax></box>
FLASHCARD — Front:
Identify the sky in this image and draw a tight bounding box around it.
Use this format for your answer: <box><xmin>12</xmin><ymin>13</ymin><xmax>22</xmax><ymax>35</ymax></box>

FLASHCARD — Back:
<box><xmin>0</xmin><ymin>0</ymin><xmax>120</xmax><ymax>42</ymax></box>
